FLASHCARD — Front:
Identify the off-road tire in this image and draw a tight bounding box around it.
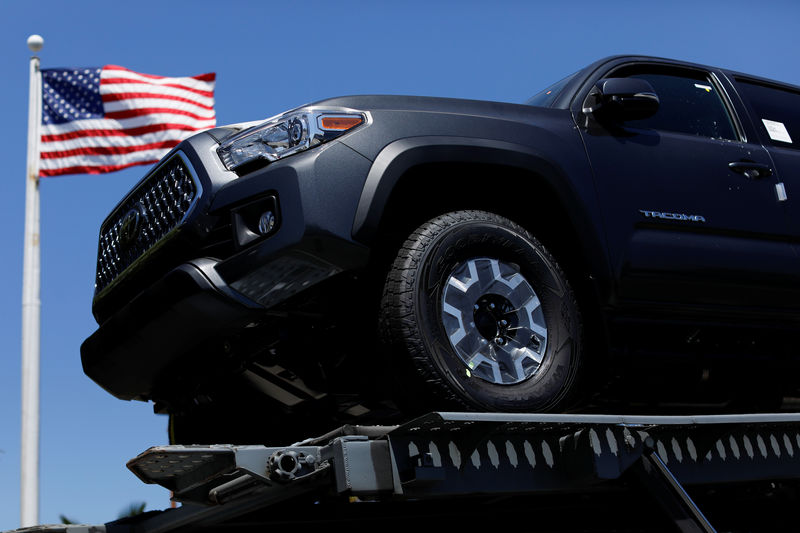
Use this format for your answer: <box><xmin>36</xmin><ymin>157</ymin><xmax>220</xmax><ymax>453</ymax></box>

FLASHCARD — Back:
<box><xmin>380</xmin><ymin>210</ymin><xmax>583</xmax><ymax>412</ymax></box>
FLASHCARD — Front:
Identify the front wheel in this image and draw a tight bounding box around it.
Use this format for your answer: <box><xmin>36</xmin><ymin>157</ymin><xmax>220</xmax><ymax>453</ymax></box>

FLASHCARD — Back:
<box><xmin>380</xmin><ymin>210</ymin><xmax>583</xmax><ymax>412</ymax></box>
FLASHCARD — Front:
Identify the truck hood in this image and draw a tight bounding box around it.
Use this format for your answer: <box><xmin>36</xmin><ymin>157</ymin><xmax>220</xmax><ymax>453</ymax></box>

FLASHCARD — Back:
<box><xmin>311</xmin><ymin>94</ymin><xmax>542</xmax><ymax>122</ymax></box>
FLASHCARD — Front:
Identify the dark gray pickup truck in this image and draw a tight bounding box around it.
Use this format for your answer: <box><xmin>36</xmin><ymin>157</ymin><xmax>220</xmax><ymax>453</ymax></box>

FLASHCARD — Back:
<box><xmin>82</xmin><ymin>55</ymin><xmax>800</xmax><ymax>443</ymax></box>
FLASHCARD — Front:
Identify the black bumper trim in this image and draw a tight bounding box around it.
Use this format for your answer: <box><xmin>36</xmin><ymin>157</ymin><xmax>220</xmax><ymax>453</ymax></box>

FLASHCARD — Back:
<box><xmin>81</xmin><ymin>260</ymin><xmax>262</xmax><ymax>401</ymax></box>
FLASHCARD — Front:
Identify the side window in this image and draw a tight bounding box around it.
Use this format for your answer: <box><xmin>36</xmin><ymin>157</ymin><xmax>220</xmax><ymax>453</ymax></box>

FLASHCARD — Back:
<box><xmin>735</xmin><ymin>79</ymin><xmax>800</xmax><ymax>150</ymax></box>
<box><xmin>526</xmin><ymin>71</ymin><xmax>577</xmax><ymax>108</ymax></box>
<box><xmin>613</xmin><ymin>68</ymin><xmax>738</xmax><ymax>140</ymax></box>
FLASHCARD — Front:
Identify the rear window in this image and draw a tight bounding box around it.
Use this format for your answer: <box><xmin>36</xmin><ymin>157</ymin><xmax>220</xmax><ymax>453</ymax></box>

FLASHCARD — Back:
<box><xmin>735</xmin><ymin>78</ymin><xmax>800</xmax><ymax>149</ymax></box>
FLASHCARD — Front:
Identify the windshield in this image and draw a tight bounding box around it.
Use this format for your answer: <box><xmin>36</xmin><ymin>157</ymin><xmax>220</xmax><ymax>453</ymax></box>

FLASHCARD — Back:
<box><xmin>525</xmin><ymin>72</ymin><xmax>577</xmax><ymax>107</ymax></box>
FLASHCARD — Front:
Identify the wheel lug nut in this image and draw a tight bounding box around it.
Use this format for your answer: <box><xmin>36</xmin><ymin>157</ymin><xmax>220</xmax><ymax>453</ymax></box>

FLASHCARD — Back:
<box><xmin>500</xmin><ymin>319</ymin><xmax>508</xmax><ymax>326</ymax></box>
<box><xmin>495</xmin><ymin>337</ymin><xmax>506</xmax><ymax>346</ymax></box>
<box><xmin>489</xmin><ymin>303</ymin><xmax>496</xmax><ymax>310</ymax></box>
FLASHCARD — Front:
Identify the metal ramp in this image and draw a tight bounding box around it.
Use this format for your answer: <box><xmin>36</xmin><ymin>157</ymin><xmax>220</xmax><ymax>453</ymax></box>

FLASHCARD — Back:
<box><xmin>13</xmin><ymin>412</ymin><xmax>800</xmax><ymax>533</ymax></box>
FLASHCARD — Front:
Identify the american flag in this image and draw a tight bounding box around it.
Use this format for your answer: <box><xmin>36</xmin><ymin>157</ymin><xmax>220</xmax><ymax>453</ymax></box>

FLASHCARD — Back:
<box><xmin>40</xmin><ymin>65</ymin><xmax>216</xmax><ymax>177</ymax></box>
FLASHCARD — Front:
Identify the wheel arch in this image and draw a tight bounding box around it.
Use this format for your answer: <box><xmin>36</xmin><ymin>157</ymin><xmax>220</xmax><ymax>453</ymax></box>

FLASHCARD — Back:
<box><xmin>354</xmin><ymin>137</ymin><xmax>609</xmax><ymax>286</ymax></box>
<box><xmin>353</xmin><ymin>136</ymin><xmax>612</xmax><ymax>368</ymax></box>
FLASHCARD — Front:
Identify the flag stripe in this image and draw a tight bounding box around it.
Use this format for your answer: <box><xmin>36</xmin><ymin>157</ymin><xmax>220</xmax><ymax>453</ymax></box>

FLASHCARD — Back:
<box><xmin>42</xmin><ymin>115</ymin><xmax>215</xmax><ymax>135</ymax></box>
<box><xmin>42</xmin><ymin>128</ymin><xmax>198</xmax><ymax>148</ymax></box>
<box><xmin>100</xmin><ymin>87</ymin><xmax>215</xmax><ymax>106</ymax></box>
<box><xmin>104</xmin><ymin>107</ymin><xmax>215</xmax><ymax>121</ymax></box>
<box><xmin>40</xmin><ymin>148</ymin><xmax>175</xmax><ymax>170</ymax></box>
<box><xmin>41</xmin><ymin>160</ymin><xmax>161</xmax><ymax>177</ymax></box>
<box><xmin>41</xmin><ymin>140</ymin><xmax>181</xmax><ymax>159</ymax></box>
<box><xmin>41</xmin><ymin>65</ymin><xmax>216</xmax><ymax>176</ymax></box>
<box><xmin>103</xmin><ymin>97</ymin><xmax>214</xmax><ymax>116</ymax></box>
<box><xmin>103</xmin><ymin>64</ymin><xmax>216</xmax><ymax>82</ymax></box>
<box><xmin>41</xmin><ymin>123</ymin><xmax>206</xmax><ymax>142</ymax></box>
<box><xmin>100</xmin><ymin>78</ymin><xmax>214</xmax><ymax>98</ymax></box>
<box><xmin>101</xmin><ymin>66</ymin><xmax>215</xmax><ymax>90</ymax></box>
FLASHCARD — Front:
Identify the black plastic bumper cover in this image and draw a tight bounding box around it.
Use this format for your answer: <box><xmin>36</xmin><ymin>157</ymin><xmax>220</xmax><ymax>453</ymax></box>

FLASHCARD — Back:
<box><xmin>80</xmin><ymin>261</ymin><xmax>262</xmax><ymax>401</ymax></box>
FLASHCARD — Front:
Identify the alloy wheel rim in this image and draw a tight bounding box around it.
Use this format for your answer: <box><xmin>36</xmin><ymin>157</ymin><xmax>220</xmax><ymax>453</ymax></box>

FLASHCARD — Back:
<box><xmin>441</xmin><ymin>257</ymin><xmax>548</xmax><ymax>385</ymax></box>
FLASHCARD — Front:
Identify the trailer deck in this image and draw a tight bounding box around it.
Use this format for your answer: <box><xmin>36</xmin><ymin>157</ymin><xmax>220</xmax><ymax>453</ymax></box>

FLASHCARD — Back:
<box><xmin>13</xmin><ymin>412</ymin><xmax>800</xmax><ymax>533</ymax></box>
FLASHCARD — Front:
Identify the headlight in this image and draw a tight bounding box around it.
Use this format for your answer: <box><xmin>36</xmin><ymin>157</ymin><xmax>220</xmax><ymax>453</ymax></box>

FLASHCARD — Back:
<box><xmin>218</xmin><ymin>107</ymin><xmax>366</xmax><ymax>171</ymax></box>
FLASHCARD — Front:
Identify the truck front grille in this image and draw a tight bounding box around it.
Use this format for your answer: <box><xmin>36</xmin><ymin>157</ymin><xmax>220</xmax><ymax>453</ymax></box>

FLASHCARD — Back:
<box><xmin>95</xmin><ymin>152</ymin><xmax>201</xmax><ymax>294</ymax></box>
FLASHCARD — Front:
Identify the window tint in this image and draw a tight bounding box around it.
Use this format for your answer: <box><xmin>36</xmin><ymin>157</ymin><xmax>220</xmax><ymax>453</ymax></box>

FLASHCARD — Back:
<box><xmin>619</xmin><ymin>71</ymin><xmax>737</xmax><ymax>140</ymax></box>
<box><xmin>736</xmin><ymin>79</ymin><xmax>800</xmax><ymax>150</ymax></box>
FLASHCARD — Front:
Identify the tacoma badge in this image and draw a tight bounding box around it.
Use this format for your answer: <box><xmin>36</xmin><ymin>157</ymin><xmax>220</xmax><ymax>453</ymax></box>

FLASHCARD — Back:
<box><xmin>640</xmin><ymin>210</ymin><xmax>706</xmax><ymax>223</ymax></box>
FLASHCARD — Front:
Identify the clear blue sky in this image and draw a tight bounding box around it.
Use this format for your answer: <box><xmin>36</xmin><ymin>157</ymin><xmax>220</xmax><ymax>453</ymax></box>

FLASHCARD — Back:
<box><xmin>1</xmin><ymin>0</ymin><xmax>799</xmax><ymax>528</ymax></box>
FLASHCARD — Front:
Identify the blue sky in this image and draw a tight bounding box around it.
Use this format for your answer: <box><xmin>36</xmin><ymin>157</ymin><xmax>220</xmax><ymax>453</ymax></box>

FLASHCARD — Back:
<box><xmin>1</xmin><ymin>0</ymin><xmax>799</xmax><ymax>528</ymax></box>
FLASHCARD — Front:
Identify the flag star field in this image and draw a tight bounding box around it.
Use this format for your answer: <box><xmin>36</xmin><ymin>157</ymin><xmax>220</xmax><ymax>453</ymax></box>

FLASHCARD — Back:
<box><xmin>42</xmin><ymin>68</ymin><xmax>103</xmax><ymax>124</ymax></box>
<box><xmin>39</xmin><ymin>65</ymin><xmax>216</xmax><ymax>177</ymax></box>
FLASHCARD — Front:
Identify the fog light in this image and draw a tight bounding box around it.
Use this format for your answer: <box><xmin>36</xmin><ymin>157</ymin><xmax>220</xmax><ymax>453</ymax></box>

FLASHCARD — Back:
<box><xmin>258</xmin><ymin>211</ymin><xmax>276</xmax><ymax>235</ymax></box>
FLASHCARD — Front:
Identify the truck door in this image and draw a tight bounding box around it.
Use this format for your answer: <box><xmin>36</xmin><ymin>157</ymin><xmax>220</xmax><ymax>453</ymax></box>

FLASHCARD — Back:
<box><xmin>733</xmin><ymin>77</ymin><xmax>800</xmax><ymax>240</ymax></box>
<box><xmin>576</xmin><ymin>63</ymin><xmax>798</xmax><ymax>315</ymax></box>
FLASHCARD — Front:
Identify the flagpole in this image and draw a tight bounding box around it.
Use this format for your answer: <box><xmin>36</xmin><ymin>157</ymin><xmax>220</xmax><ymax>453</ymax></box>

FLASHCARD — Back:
<box><xmin>21</xmin><ymin>33</ymin><xmax>43</xmax><ymax>528</ymax></box>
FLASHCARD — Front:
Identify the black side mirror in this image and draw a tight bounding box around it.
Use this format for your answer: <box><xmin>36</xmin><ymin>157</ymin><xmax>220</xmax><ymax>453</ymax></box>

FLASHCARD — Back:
<box><xmin>582</xmin><ymin>78</ymin><xmax>659</xmax><ymax>121</ymax></box>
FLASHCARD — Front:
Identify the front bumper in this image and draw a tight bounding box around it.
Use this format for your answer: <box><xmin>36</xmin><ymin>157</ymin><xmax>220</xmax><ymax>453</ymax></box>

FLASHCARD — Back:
<box><xmin>82</xmin><ymin>259</ymin><xmax>257</xmax><ymax>401</ymax></box>
<box><xmin>81</xmin><ymin>236</ymin><xmax>365</xmax><ymax>402</ymax></box>
<box><xmin>82</xmin><ymin>133</ymin><xmax>373</xmax><ymax>402</ymax></box>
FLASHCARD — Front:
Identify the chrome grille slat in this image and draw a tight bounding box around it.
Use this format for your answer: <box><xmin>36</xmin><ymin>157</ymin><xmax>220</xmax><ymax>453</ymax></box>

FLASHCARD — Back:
<box><xmin>94</xmin><ymin>153</ymin><xmax>201</xmax><ymax>294</ymax></box>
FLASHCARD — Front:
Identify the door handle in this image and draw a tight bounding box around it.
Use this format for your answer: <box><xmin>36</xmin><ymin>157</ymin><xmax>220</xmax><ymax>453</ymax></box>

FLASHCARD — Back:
<box><xmin>728</xmin><ymin>161</ymin><xmax>773</xmax><ymax>180</ymax></box>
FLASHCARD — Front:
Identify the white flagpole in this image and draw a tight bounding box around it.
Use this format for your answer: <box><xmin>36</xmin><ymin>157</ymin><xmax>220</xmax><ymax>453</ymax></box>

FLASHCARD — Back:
<box><xmin>21</xmin><ymin>33</ymin><xmax>43</xmax><ymax>528</ymax></box>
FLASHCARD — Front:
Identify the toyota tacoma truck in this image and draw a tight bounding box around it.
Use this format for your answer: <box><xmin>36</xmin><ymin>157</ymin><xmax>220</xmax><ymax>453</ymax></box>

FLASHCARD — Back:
<box><xmin>81</xmin><ymin>55</ymin><xmax>800</xmax><ymax>443</ymax></box>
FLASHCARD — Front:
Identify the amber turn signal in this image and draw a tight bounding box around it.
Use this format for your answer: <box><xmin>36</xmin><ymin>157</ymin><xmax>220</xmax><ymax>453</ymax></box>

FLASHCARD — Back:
<box><xmin>319</xmin><ymin>115</ymin><xmax>364</xmax><ymax>131</ymax></box>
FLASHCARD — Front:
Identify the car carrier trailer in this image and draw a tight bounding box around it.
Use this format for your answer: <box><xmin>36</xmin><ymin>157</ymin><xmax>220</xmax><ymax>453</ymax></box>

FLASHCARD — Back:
<box><xmin>11</xmin><ymin>411</ymin><xmax>800</xmax><ymax>533</ymax></box>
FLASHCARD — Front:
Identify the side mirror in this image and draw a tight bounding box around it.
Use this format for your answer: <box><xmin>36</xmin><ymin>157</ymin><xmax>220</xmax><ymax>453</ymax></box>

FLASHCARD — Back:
<box><xmin>582</xmin><ymin>78</ymin><xmax>659</xmax><ymax>121</ymax></box>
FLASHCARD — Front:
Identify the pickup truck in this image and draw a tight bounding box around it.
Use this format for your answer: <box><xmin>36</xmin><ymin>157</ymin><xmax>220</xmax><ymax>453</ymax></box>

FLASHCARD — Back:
<box><xmin>81</xmin><ymin>55</ymin><xmax>800</xmax><ymax>443</ymax></box>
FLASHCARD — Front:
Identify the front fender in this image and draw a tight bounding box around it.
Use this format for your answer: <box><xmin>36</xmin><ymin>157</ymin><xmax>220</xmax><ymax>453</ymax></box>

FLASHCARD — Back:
<box><xmin>350</xmin><ymin>135</ymin><xmax>613</xmax><ymax>303</ymax></box>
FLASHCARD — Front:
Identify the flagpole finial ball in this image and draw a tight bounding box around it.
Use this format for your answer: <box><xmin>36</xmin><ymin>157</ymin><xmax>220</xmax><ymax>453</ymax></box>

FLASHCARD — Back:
<box><xmin>27</xmin><ymin>35</ymin><xmax>44</xmax><ymax>53</ymax></box>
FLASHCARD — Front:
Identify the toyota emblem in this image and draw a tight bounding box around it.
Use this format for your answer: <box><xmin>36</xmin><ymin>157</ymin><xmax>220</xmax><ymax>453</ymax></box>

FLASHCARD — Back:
<box><xmin>119</xmin><ymin>206</ymin><xmax>142</xmax><ymax>248</ymax></box>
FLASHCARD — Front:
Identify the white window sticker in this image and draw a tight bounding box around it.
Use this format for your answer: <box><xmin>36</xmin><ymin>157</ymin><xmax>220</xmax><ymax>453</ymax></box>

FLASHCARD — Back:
<box><xmin>694</xmin><ymin>83</ymin><xmax>712</xmax><ymax>93</ymax></box>
<box><xmin>762</xmin><ymin>119</ymin><xmax>793</xmax><ymax>143</ymax></box>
